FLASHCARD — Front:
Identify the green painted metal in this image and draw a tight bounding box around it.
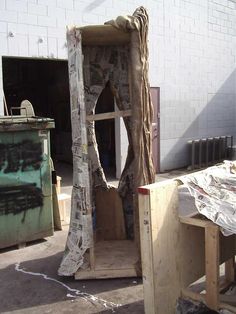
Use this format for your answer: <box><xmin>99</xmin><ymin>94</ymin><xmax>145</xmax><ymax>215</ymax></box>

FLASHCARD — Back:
<box><xmin>0</xmin><ymin>116</ymin><xmax>55</xmax><ymax>248</ymax></box>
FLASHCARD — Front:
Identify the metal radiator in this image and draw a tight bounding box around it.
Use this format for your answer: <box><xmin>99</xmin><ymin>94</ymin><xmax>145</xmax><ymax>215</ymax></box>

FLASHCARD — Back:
<box><xmin>188</xmin><ymin>135</ymin><xmax>233</xmax><ymax>170</ymax></box>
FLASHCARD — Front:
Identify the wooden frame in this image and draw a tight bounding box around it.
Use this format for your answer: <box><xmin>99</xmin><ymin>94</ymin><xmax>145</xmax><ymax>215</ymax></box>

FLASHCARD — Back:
<box><xmin>78</xmin><ymin>25</ymin><xmax>130</xmax><ymax>46</ymax></box>
<box><xmin>75</xmin><ymin>240</ymin><xmax>138</xmax><ymax>279</ymax></box>
<box><xmin>75</xmin><ymin>188</ymin><xmax>139</xmax><ymax>279</ymax></box>
<box><xmin>150</xmin><ymin>87</ymin><xmax>160</xmax><ymax>174</ymax></box>
<box><xmin>63</xmin><ymin>8</ymin><xmax>154</xmax><ymax>279</ymax></box>
<box><xmin>138</xmin><ymin>179</ymin><xmax>236</xmax><ymax>314</ymax></box>
<box><xmin>86</xmin><ymin>109</ymin><xmax>131</xmax><ymax>122</ymax></box>
<box><xmin>181</xmin><ymin>216</ymin><xmax>236</xmax><ymax>312</ymax></box>
<box><xmin>72</xmin><ymin>24</ymin><xmax>138</xmax><ymax>278</ymax></box>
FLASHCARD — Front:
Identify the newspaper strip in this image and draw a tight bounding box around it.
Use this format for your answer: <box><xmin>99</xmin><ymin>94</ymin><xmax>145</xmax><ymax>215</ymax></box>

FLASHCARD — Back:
<box><xmin>181</xmin><ymin>160</ymin><xmax>236</xmax><ymax>236</ymax></box>
<box><xmin>58</xmin><ymin>28</ymin><xmax>93</xmax><ymax>276</ymax></box>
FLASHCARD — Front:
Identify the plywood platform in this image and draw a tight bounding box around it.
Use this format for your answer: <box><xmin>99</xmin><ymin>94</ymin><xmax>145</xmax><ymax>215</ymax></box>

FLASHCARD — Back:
<box><xmin>75</xmin><ymin>240</ymin><xmax>139</xmax><ymax>280</ymax></box>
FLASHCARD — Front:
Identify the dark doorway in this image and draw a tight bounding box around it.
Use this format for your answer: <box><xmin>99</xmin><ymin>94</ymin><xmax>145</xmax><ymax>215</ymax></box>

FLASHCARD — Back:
<box><xmin>95</xmin><ymin>82</ymin><xmax>116</xmax><ymax>178</ymax></box>
<box><xmin>2</xmin><ymin>57</ymin><xmax>72</xmax><ymax>164</ymax></box>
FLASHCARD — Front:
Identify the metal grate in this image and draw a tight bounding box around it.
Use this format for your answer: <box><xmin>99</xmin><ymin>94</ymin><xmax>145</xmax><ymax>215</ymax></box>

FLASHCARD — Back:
<box><xmin>188</xmin><ymin>135</ymin><xmax>233</xmax><ymax>170</ymax></box>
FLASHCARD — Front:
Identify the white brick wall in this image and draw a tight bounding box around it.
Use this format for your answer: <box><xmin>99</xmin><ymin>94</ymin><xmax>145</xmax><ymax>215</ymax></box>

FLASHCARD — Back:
<box><xmin>156</xmin><ymin>0</ymin><xmax>236</xmax><ymax>171</ymax></box>
<box><xmin>0</xmin><ymin>0</ymin><xmax>235</xmax><ymax>171</ymax></box>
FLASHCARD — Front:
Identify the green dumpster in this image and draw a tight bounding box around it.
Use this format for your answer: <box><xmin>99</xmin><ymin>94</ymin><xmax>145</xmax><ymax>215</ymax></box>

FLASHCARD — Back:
<box><xmin>0</xmin><ymin>116</ymin><xmax>55</xmax><ymax>248</ymax></box>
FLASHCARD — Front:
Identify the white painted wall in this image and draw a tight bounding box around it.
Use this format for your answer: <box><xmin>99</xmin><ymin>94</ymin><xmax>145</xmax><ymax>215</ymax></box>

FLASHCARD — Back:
<box><xmin>153</xmin><ymin>0</ymin><xmax>236</xmax><ymax>171</ymax></box>
<box><xmin>0</xmin><ymin>0</ymin><xmax>236</xmax><ymax>171</ymax></box>
<box><xmin>115</xmin><ymin>104</ymin><xmax>128</xmax><ymax>178</ymax></box>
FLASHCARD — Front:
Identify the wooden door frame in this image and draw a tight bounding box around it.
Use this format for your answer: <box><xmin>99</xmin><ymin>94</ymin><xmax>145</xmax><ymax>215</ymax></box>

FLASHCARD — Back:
<box><xmin>150</xmin><ymin>87</ymin><xmax>160</xmax><ymax>173</ymax></box>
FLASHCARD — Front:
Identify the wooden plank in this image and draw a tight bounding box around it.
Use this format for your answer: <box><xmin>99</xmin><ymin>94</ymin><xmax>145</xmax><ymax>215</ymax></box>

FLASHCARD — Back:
<box><xmin>219</xmin><ymin>302</ymin><xmax>236</xmax><ymax>313</ymax></box>
<box><xmin>139</xmin><ymin>180</ymin><xmax>206</xmax><ymax>314</ymax></box>
<box><xmin>94</xmin><ymin>240</ymin><xmax>138</xmax><ymax>270</ymax></box>
<box><xmin>86</xmin><ymin>109</ymin><xmax>131</xmax><ymax>122</ymax></box>
<box><xmin>75</xmin><ymin>267</ymin><xmax>137</xmax><ymax>280</ymax></box>
<box><xmin>151</xmin><ymin>180</ymin><xmax>206</xmax><ymax>313</ymax></box>
<box><xmin>75</xmin><ymin>240</ymin><xmax>138</xmax><ymax>280</ymax></box>
<box><xmin>52</xmin><ymin>183</ymin><xmax>62</xmax><ymax>230</ymax></box>
<box><xmin>225</xmin><ymin>258</ymin><xmax>235</xmax><ymax>283</ymax></box>
<box><xmin>58</xmin><ymin>193</ymin><xmax>70</xmax><ymax>222</ymax></box>
<box><xmin>180</xmin><ymin>216</ymin><xmax>213</xmax><ymax>228</ymax></box>
<box><xmin>139</xmin><ymin>192</ymin><xmax>156</xmax><ymax>314</ymax></box>
<box><xmin>139</xmin><ymin>178</ymin><xmax>236</xmax><ymax>314</ymax></box>
<box><xmin>79</xmin><ymin>25</ymin><xmax>130</xmax><ymax>46</ymax></box>
<box><xmin>220</xmin><ymin>233</ymin><xmax>236</xmax><ymax>263</ymax></box>
<box><xmin>219</xmin><ymin>295</ymin><xmax>236</xmax><ymax>306</ymax></box>
<box><xmin>89</xmin><ymin>247</ymin><xmax>95</xmax><ymax>271</ymax></box>
<box><xmin>95</xmin><ymin>187</ymin><xmax>126</xmax><ymax>241</ymax></box>
<box><xmin>205</xmin><ymin>224</ymin><xmax>219</xmax><ymax>310</ymax></box>
<box><xmin>56</xmin><ymin>176</ymin><xmax>61</xmax><ymax>194</ymax></box>
<box><xmin>182</xmin><ymin>288</ymin><xmax>236</xmax><ymax>312</ymax></box>
<box><xmin>182</xmin><ymin>289</ymin><xmax>236</xmax><ymax>313</ymax></box>
<box><xmin>188</xmin><ymin>275</ymin><xmax>231</xmax><ymax>294</ymax></box>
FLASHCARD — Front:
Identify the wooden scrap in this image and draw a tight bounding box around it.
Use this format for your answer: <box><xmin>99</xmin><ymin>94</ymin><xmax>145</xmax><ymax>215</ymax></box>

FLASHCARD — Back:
<box><xmin>95</xmin><ymin>187</ymin><xmax>126</xmax><ymax>241</ymax></box>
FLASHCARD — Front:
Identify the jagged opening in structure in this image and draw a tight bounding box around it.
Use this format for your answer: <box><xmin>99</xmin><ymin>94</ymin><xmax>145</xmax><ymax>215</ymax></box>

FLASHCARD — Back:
<box><xmin>95</xmin><ymin>81</ymin><xmax>116</xmax><ymax>179</ymax></box>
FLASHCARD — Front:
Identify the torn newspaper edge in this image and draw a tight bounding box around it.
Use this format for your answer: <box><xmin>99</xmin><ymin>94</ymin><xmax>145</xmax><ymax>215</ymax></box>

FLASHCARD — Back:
<box><xmin>181</xmin><ymin>160</ymin><xmax>236</xmax><ymax>236</ymax></box>
<box><xmin>58</xmin><ymin>28</ymin><xmax>93</xmax><ymax>276</ymax></box>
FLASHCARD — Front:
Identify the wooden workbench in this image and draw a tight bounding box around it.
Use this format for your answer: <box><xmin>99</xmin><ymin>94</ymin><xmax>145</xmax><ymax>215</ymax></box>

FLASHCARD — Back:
<box><xmin>138</xmin><ymin>179</ymin><xmax>236</xmax><ymax>314</ymax></box>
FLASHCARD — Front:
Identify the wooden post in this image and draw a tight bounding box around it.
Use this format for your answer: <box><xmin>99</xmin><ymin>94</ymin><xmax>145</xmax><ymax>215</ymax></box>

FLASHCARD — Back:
<box><xmin>138</xmin><ymin>189</ymin><xmax>156</xmax><ymax>314</ymax></box>
<box><xmin>225</xmin><ymin>258</ymin><xmax>235</xmax><ymax>283</ymax></box>
<box><xmin>205</xmin><ymin>224</ymin><xmax>219</xmax><ymax>310</ymax></box>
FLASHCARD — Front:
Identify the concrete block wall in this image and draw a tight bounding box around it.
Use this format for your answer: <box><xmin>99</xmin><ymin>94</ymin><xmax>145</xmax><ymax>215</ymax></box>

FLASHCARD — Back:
<box><xmin>0</xmin><ymin>0</ymin><xmax>235</xmax><ymax>171</ymax></box>
<box><xmin>156</xmin><ymin>0</ymin><xmax>236</xmax><ymax>171</ymax></box>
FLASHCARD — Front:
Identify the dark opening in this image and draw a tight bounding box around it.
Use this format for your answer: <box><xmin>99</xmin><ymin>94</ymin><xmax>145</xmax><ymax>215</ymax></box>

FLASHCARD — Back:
<box><xmin>95</xmin><ymin>81</ymin><xmax>116</xmax><ymax>178</ymax></box>
<box><xmin>2</xmin><ymin>57</ymin><xmax>72</xmax><ymax>164</ymax></box>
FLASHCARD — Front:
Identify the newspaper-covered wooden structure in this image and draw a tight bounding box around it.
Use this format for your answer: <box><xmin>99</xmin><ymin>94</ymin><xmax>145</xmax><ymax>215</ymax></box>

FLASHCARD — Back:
<box><xmin>58</xmin><ymin>7</ymin><xmax>155</xmax><ymax>278</ymax></box>
<box><xmin>138</xmin><ymin>166</ymin><xmax>236</xmax><ymax>313</ymax></box>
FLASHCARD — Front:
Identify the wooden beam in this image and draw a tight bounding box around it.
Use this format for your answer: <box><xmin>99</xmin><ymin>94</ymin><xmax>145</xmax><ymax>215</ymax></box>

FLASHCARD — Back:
<box><xmin>78</xmin><ymin>25</ymin><xmax>130</xmax><ymax>46</ymax></box>
<box><xmin>138</xmin><ymin>192</ymin><xmax>156</xmax><ymax>314</ymax></box>
<box><xmin>219</xmin><ymin>302</ymin><xmax>236</xmax><ymax>313</ymax></box>
<box><xmin>187</xmin><ymin>275</ymin><xmax>231</xmax><ymax>294</ymax></box>
<box><xmin>182</xmin><ymin>288</ymin><xmax>236</xmax><ymax>313</ymax></box>
<box><xmin>225</xmin><ymin>258</ymin><xmax>235</xmax><ymax>283</ymax></box>
<box><xmin>86</xmin><ymin>109</ymin><xmax>131</xmax><ymax>122</ymax></box>
<box><xmin>205</xmin><ymin>225</ymin><xmax>219</xmax><ymax>310</ymax></box>
<box><xmin>139</xmin><ymin>178</ymin><xmax>236</xmax><ymax>314</ymax></box>
<box><xmin>75</xmin><ymin>267</ymin><xmax>137</xmax><ymax>280</ymax></box>
<box><xmin>180</xmin><ymin>216</ymin><xmax>213</xmax><ymax>228</ymax></box>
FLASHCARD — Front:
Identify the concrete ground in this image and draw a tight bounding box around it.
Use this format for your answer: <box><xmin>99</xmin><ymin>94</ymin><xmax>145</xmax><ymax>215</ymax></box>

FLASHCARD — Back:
<box><xmin>0</xmin><ymin>163</ymin><xmax>194</xmax><ymax>314</ymax></box>
<box><xmin>0</xmin><ymin>226</ymin><xmax>144</xmax><ymax>314</ymax></box>
<box><xmin>0</xmin><ymin>162</ymin><xmax>145</xmax><ymax>314</ymax></box>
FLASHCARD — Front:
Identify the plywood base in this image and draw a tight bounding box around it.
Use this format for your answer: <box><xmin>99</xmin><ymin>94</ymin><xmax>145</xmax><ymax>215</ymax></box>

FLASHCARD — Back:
<box><xmin>75</xmin><ymin>240</ymin><xmax>139</xmax><ymax>279</ymax></box>
<box><xmin>95</xmin><ymin>187</ymin><xmax>126</xmax><ymax>241</ymax></box>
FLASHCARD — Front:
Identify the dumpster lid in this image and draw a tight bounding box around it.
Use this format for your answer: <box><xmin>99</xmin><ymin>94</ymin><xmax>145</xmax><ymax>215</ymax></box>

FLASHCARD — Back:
<box><xmin>0</xmin><ymin>116</ymin><xmax>55</xmax><ymax>131</ymax></box>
